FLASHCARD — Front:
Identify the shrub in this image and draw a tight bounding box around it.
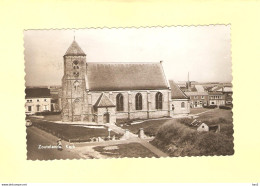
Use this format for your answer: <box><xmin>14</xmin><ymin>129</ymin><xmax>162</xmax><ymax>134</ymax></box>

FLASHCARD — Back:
<box><xmin>177</xmin><ymin>118</ymin><xmax>193</xmax><ymax>125</ymax></box>
<box><xmin>203</xmin><ymin>105</ymin><xmax>217</xmax><ymax>109</ymax></box>
<box><xmin>152</xmin><ymin>119</ymin><xmax>234</xmax><ymax>156</ymax></box>
<box><xmin>219</xmin><ymin>105</ymin><xmax>232</xmax><ymax>110</ymax></box>
<box><xmin>35</xmin><ymin>111</ymin><xmax>61</xmax><ymax>116</ymax></box>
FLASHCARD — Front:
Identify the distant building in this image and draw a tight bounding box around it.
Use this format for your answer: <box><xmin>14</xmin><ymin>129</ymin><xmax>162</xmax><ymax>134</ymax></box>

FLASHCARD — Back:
<box><xmin>169</xmin><ymin>80</ymin><xmax>190</xmax><ymax>115</ymax></box>
<box><xmin>208</xmin><ymin>91</ymin><xmax>225</xmax><ymax>106</ymax></box>
<box><xmin>25</xmin><ymin>88</ymin><xmax>51</xmax><ymax>115</ymax></box>
<box><xmin>211</xmin><ymin>86</ymin><xmax>233</xmax><ymax>106</ymax></box>
<box><xmin>185</xmin><ymin>91</ymin><xmax>209</xmax><ymax>108</ymax></box>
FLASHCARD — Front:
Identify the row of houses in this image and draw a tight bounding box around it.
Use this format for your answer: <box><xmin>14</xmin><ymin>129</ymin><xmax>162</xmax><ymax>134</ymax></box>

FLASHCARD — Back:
<box><xmin>180</xmin><ymin>81</ymin><xmax>232</xmax><ymax>108</ymax></box>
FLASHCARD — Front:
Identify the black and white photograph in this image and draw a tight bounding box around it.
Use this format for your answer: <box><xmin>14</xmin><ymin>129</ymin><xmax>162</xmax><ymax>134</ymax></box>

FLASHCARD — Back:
<box><xmin>24</xmin><ymin>26</ymin><xmax>233</xmax><ymax>160</ymax></box>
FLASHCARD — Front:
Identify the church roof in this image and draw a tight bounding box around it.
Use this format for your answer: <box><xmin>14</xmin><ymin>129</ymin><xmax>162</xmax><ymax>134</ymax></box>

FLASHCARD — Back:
<box><xmin>94</xmin><ymin>93</ymin><xmax>115</xmax><ymax>108</ymax></box>
<box><xmin>64</xmin><ymin>40</ymin><xmax>86</xmax><ymax>56</ymax></box>
<box><xmin>169</xmin><ymin>80</ymin><xmax>189</xmax><ymax>99</ymax></box>
<box><xmin>86</xmin><ymin>62</ymin><xmax>169</xmax><ymax>91</ymax></box>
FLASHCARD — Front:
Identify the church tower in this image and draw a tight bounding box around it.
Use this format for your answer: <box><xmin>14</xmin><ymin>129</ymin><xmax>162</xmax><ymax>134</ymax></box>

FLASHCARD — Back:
<box><xmin>61</xmin><ymin>40</ymin><xmax>88</xmax><ymax>122</ymax></box>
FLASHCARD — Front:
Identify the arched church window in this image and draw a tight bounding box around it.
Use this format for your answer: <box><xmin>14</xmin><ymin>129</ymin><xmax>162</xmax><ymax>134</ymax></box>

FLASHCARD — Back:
<box><xmin>155</xmin><ymin>92</ymin><xmax>163</xmax><ymax>109</ymax></box>
<box><xmin>135</xmin><ymin>93</ymin><xmax>142</xmax><ymax>110</ymax></box>
<box><xmin>116</xmin><ymin>93</ymin><xmax>124</xmax><ymax>111</ymax></box>
<box><xmin>74</xmin><ymin>81</ymin><xmax>80</xmax><ymax>91</ymax></box>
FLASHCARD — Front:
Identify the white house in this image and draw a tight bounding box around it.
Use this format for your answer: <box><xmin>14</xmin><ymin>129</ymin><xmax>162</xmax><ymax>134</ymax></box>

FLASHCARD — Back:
<box><xmin>169</xmin><ymin>80</ymin><xmax>190</xmax><ymax>115</ymax></box>
<box><xmin>25</xmin><ymin>88</ymin><xmax>51</xmax><ymax>115</ymax></box>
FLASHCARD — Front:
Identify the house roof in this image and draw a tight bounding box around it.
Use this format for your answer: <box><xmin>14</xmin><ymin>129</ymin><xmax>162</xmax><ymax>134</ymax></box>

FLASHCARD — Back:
<box><xmin>94</xmin><ymin>93</ymin><xmax>115</xmax><ymax>108</ymax></box>
<box><xmin>214</xmin><ymin>86</ymin><xmax>233</xmax><ymax>92</ymax></box>
<box><xmin>25</xmin><ymin>88</ymin><xmax>51</xmax><ymax>98</ymax></box>
<box><xmin>210</xmin><ymin>85</ymin><xmax>232</xmax><ymax>92</ymax></box>
<box><xmin>64</xmin><ymin>40</ymin><xmax>86</xmax><ymax>56</ymax></box>
<box><xmin>169</xmin><ymin>80</ymin><xmax>189</xmax><ymax>99</ymax></box>
<box><xmin>194</xmin><ymin>85</ymin><xmax>205</xmax><ymax>92</ymax></box>
<box><xmin>86</xmin><ymin>62</ymin><xmax>169</xmax><ymax>91</ymax></box>
<box><xmin>184</xmin><ymin>91</ymin><xmax>209</xmax><ymax>96</ymax></box>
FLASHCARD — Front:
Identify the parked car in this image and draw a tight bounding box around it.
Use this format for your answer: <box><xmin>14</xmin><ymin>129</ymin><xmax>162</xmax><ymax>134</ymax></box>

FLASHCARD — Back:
<box><xmin>26</xmin><ymin>119</ymin><xmax>32</xmax><ymax>127</ymax></box>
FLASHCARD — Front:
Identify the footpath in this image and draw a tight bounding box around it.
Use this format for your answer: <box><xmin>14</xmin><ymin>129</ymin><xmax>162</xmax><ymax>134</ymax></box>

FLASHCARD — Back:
<box><xmin>73</xmin><ymin>122</ymin><xmax>168</xmax><ymax>158</ymax></box>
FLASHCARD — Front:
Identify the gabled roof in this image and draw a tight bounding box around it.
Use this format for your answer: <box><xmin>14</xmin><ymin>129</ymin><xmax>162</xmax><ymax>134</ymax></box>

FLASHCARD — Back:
<box><xmin>25</xmin><ymin>88</ymin><xmax>51</xmax><ymax>98</ymax></box>
<box><xmin>213</xmin><ymin>86</ymin><xmax>233</xmax><ymax>93</ymax></box>
<box><xmin>169</xmin><ymin>80</ymin><xmax>189</xmax><ymax>99</ymax></box>
<box><xmin>64</xmin><ymin>40</ymin><xmax>86</xmax><ymax>56</ymax></box>
<box><xmin>86</xmin><ymin>62</ymin><xmax>169</xmax><ymax>91</ymax></box>
<box><xmin>94</xmin><ymin>93</ymin><xmax>115</xmax><ymax>108</ymax></box>
<box><xmin>194</xmin><ymin>85</ymin><xmax>205</xmax><ymax>92</ymax></box>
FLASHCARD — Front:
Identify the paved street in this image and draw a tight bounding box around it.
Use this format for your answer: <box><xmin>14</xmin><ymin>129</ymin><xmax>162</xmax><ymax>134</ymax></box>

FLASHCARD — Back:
<box><xmin>26</xmin><ymin>126</ymin><xmax>82</xmax><ymax>160</ymax></box>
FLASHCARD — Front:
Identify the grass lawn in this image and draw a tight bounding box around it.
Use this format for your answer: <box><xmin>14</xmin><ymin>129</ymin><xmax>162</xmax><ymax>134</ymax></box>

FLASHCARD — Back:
<box><xmin>119</xmin><ymin>118</ymin><xmax>172</xmax><ymax>137</ymax></box>
<box><xmin>178</xmin><ymin>108</ymin><xmax>233</xmax><ymax>137</ymax></box>
<box><xmin>196</xmin><ymin>109</ymin><xmax>233</xmax><ymax>137</ymax></box>
<box><xmin>44</xmin><ymin>114</ymin><xmax>61</xmax><ymax>121</ymax></box>
<box><xmin>197</xmin><ymin>109</ymin><xmax>232</xmax><ymax>122</ymax></box>
<box><xmin>30</xmin><ymin>117</ymin><xmax>121</xmax><ymax>142</ymax></box>
<box><xmin>190</xmin><ymin>108</ymin><xmax>211</xmax><ymax>114</ymax></box>
<box><xmin>93</xmin><ymin>143</ymin><xmax>158</xmax><ymax>158</ymax></box>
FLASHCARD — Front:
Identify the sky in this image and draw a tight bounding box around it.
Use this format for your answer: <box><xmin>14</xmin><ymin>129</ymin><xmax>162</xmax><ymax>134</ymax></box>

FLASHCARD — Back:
<box><xmin>24</xmin><ymin>25</ymin><xmax>231</xmax><ymax>86</ymax></box>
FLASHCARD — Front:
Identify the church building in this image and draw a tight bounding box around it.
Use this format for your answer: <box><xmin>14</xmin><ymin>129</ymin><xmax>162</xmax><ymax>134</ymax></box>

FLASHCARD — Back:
<box><xmin>61</xmin><ymin>40</ymin><xmax>173</xmax><ymax>124</ymax></box>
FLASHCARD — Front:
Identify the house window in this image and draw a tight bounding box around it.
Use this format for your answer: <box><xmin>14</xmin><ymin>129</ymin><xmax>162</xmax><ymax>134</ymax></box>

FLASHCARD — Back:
<box><xmin>44</xmin><ymin>99</ymin><xmax>47</xmax><ymax>102</ymax></box>
<box><xmin>155</xmin><ymin>92</ymin><xmax>163</xmax><ymax>109</ymax></box>
<box><xmin>27</xmin><ymin>100</ymin><xmax>29</xmax><ymax>102</ymax></box>
<box><xmin>36</xmin><ymin>105</ymin><xmax>40</xmax><ymax>112</ymax></box>
<box><xmin>135</xmin><ymin>93</ymin><xmax>142</xmax><ymax>110</ymax></box>
<box><xmin>181</xmin><ymin>102</ymin><xmax>185</xmax><ymax>108</ymax></box>
<box><xmin>28</xmin><ymin>106</ymin><xmax>32</xmax><ymax>112</ymax></box>
<box><xmin>37</xmin><ymin>99</ymin><xmax>39</xmax><ymax>102</ymax></box>
<box><xmin>201</xmin><ymin>96</ymin><xmax>204</xmax><ymax>99</ymax></box>
<box><xmin>44</xmin><ymin>105</ymin><xmax>48</xmax><ymax>110</ymax></box>
<box><xmin>116</xmin><ymin>93</ymin><xmax>124</xmax><ymax>111</ymax></box>
<box><xmin>194</xmin><ymin>96</ymin><xmax>198</xmax><ymax>99</ymax></box>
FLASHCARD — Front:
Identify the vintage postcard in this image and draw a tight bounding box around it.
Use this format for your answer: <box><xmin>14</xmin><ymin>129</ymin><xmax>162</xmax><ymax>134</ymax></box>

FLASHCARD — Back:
<box><xmin>24</xmin><ymin>26</ymin><xmax>233</xmax><ymax>160</ymax></box>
